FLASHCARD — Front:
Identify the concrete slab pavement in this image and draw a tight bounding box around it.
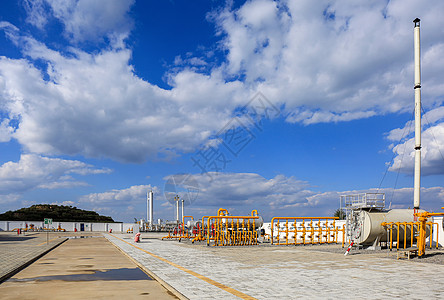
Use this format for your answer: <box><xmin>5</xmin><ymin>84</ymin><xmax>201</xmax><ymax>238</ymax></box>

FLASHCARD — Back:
<box><xmin>0</xmin><ymin>232</ymin><xmax>68</xmax><ymax>283</ymax></box>
<box><xmin>0</xmin><ymin>234</ymin><xmax>177</xmax><ymax>300</ymax></box>
<box><xmin>106</xmin><ymin>233</ymin><xmax>444</xmax><ymax>300</ymax></box>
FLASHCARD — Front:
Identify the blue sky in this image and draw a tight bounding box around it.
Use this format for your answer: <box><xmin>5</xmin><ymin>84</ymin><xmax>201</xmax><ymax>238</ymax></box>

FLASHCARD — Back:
<box><xmin>1</xmin><ymin>0</ymin><xmax>444</xmax><ymax>222</ymax></box>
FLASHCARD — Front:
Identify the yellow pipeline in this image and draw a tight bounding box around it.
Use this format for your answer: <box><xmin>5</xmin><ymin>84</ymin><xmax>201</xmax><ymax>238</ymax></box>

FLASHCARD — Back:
<box><xmin>218</xmin><ymin>208</ymin><xmax>229</xmax><ymax>216</ymax></box>
<box><xmin>192</xmin><ymin>216</ymin><xmax>211</xmax><ymax>243</ymax></box>
<box><xmin>178</xmin><ymin>215</ymin><xmax>194</xmax><ymax>242</ymax></box>
<box><xmin>415</xmin><ymin>209</ymin><xmax>444</xmax><ymax>256</ymax></box>
<box><xmin>163</xmin><ymin>215</ymin><xmax>195</xmax><ymax>241</ymax></box>
<box><xmin>206</xmin><ymin>215</ymin><xmax>259</xmax><ymax>246</ymax></box>
<box><xmin>382</xmin><ymin>220</ymin><xmax>440</xmax><ymax>254</ymax></box>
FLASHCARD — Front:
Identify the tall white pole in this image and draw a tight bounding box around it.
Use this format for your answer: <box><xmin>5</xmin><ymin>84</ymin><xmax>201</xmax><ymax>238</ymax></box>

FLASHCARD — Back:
<box><xmin>147</xmin><ymin>191</ymin><xmax>149</xmax><ymax>225</ymax></box>
<box><xmin>413</xmin><ymin>18</ymin><xmax>421</xmax><ymax>209</ymax></box>
<box><xmin>175</xmin><ymin>195</ymin><xmax>180</xmax><ymax>223</ymax></box>
<box><xmin>181</xmin><ymin>199</ymin><xmax>184</xmax><ymax>223</ymax></box>
<box><xmin>149</xmin><ymin>191</ymin><xmax>153</xmax><ymax>230</ymax></box>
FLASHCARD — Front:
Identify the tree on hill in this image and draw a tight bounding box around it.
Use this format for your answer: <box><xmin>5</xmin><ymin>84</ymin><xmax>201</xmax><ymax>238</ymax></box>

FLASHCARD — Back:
<box><xmin>0</xmin><ymin>204</ymin><xmax>115</xmax><ymax>222</ymax></box>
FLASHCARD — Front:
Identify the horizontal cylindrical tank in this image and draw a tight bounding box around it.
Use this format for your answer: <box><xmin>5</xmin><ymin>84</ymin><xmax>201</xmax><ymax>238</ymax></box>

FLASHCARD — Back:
<box><xmin>351</xmin><ymin>211</ymin><xmax>386</xmax><ymax>245</ymax></box>
<box><xmin>352</xmin><ymin>209</ymin><xmax>429</xmax><ymax>245</ymax></box>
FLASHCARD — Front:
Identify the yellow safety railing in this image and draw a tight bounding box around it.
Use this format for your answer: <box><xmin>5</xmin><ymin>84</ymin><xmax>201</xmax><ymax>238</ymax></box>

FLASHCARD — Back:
<box><xmin>270</xmin><ymin>217</ymin><xmax>344</xmax><ymax>247</ymax></box>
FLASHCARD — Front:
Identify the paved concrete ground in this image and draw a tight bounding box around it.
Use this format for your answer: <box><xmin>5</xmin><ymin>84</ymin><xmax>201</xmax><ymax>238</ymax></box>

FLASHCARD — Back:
<box><xmin>106</xmin><ymin>233</ymin><xmax>444</xmax><ymax>300</ymax></box>
<box><xmin>0</xmin><ymin>233</ymin><xmax>177</xmax><ymax>300</ymax></box>
<box><xmin>0</xmin><ymin>231</ymin><xmax>67</xmax><ymax>282</ymax></box>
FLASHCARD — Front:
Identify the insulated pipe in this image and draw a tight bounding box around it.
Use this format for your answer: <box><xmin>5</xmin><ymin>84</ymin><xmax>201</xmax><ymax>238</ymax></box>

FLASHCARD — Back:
<box><xmin>413</xmin><ymin>18</ymin><xmax>421</xmax><ymax>209</ymax></box>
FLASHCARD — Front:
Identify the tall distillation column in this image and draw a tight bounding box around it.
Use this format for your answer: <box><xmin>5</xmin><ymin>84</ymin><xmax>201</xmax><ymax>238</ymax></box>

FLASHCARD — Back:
<box><xmin>413</xmin><ymin>18</ymin><xmax>421</xmax><ymax>210</ymax></box>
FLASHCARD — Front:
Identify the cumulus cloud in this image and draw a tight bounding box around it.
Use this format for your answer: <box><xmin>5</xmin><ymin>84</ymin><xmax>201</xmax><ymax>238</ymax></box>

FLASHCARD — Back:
<box><xmin>25</xmin><ymin>0</ymin><xmax>135</xmax><ymax>44</ymax></box>
<box><xmin>74</xmin><ymin>172</ymin><xmax>444</xmax><ymax>221</ymax></box>
<box><xmin>0</xmin><ymin>154</ymin><xmax>111</xmax><ymax>195</ymax></box>
<box><xmin>213</xmin><ymin>0</ymin><xmax>444</xmax><ymax>123</ymax></box>
<box><xmin>300</xmin><ymin>187</ymin><xmax>444</xmax><ymax>216</ymax></box>
<box><xmin>193</xmin><ymin>173</ymin><xmax>311</xmax><ymax>205</ymax></box>
<box><xmin>78</xmin><ymin>173</ymin><xmax>315</xmax><ymax>221</ymax></box>
<box><xmin>0</xmin><ymin>21</ymin><xmax>250</xmax><ymax>162</ymax></box>
<box><xmin>158</xmin><ymin>172</ymin><xmax>444</xmax><ymax>221</ymax></box>
<box><xmin>0</xmin><ymin>119</ymin><xmax>14</xmax><ymax>142</ymax></box>
<box><xmin>166</xmin><ymin>172</ymin><xmax>318</xmax><ymax>220</ymax></box>
<box><xmin>80</xmin><ymin>184</ymin><xmax>158</xmax><ymax>206</ymax></box>
<box><xmin>79</xmin><ymin>184</ymin><xmax>159</xmax><ymax>221</ymax></box>
<box><xmin>388</xmin><ymin>106</ymin><xmax>444</xmax><ymax>175</ymax></box>
<box><xmin>1</xmin><ymin>0</ymin><xmax>444</xmax><ymax>168</ymax></box>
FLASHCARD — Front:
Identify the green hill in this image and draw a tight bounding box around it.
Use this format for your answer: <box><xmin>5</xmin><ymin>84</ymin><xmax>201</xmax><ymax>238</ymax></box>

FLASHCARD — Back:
<box><xmin>0</xmin><ymin>204</ymin><xmax>115</xmax><ymax>222</ymax></box>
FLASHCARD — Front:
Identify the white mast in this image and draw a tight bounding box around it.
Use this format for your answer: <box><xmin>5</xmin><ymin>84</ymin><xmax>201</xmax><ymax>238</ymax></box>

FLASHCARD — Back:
<box><xmin>413</xmin><ymin>18</ymin><xmax>421</xmax><ymax>209</ymax></box>
<box><xmin>148</xmin><ymin>190</ymin><xmax>153</xmax><ymax>229</ymax></box>
<box><xmin>175</xmin><ymin>195</ymin><xmax>180</xmax><ymax>222</ymax></box>
<box><xmin>181</xmin><ymin>199</ymin><xmax>184</xmax><ymax>223</ymax></box>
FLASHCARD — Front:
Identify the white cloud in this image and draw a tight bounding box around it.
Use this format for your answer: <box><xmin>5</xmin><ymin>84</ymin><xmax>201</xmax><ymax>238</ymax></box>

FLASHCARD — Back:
<box><xmin>1</xmin><ymin>0</ymin><xmax>444</xmax><ymax>168</ymax></box>
<box><xmin>0</xmin><ymin>119</ymin><xmax>14</xmax><ymax>142</ymax></box>
<box><xmin>80</xmin><ymin>184</ymin><xmax>158</xmax><ymax>206</ymax></box>
<box><xmin>23</xmin><ymin>0</ymin><xmax>49</xmax><ymax>30</ymax></box>
<box><xmin>74</xmin><ymin>172</ymin><xmax>444</xmax><ymax>222</ymax></box>
<box><xmin>0</xmin><ymin>193</ymin><xmax>21</xmax><ymax>205</ymax></box>
<box><xmin>79</xmin><ymin>184</ymin><xmax>159</xmax><ymax>222</ymax></box>
<box><xmin>158</xmin><ymin>172</ymin><xmax>444</xmax><ymax>221</ymax></box>
<box><xmin>79</xmin><ymin>173</ymin><xmax>316</xmax><ymax>221</ymax></box>
<box><xmin>213</xmin><ymin>0</ymin><xmax>444</xmax><ymax>123</ymax></box>
<box><xmin>26</xmin><ymin>0</ymin><xmax>135</xmax><ymax>44</ymax></box>
<box><xmin>389</xmin><ymin>123</ymin><xmax>444</xmax><ymax>175</ymax></box>
<box><xmin>387</xmin><ymin>106</ymin><xmax>444</xmax><ymax>175</ymax></box>
<box><xmin>178</xmin><ymin>172</ymin><xmax>316</xmax><ymax>219</ymax></box>
<box><xmin>0</xmin><ymin>29</ymin><xmax>249</xmax><ymax>162</ymax></box>
<box><xmin>0</xmin><ymin>154</ymin><xmax>111</xmax><ymax>194</ymax></box>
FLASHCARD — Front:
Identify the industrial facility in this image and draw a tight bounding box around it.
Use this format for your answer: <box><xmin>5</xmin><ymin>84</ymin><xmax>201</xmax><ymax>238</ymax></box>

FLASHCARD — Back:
<box><xmin>2</xmin><ymin>0</ymin><xmax>444</xmax><ymax>296</ymax></box>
